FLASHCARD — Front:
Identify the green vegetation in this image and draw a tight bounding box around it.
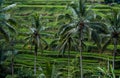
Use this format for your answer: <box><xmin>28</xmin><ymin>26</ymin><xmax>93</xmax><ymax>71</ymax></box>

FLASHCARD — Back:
<box><xmin>0</xmin><ymin>0</ymin><xmax>120</xmax><ymax>78</ymax></box>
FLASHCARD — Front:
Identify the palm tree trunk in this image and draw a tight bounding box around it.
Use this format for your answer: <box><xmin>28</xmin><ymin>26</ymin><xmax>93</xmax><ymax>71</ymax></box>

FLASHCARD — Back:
<box><xmin>34</xmin><ymin>55</ymin><xmax>36</xmax><ymax>75</ymax></box>
<box><xmin>11</xmin><ymin>40</ymin><xmax>14</xmax><ymax>78</ymax></box>
<box><xmin>79</xmin><ymin>30</ymin><xmax>83</xmax><ymax>78</ymax></box>
<box><xmin>68</xmin><ymin>50</ymin><xmax>70</xmax><ymax>78</ymax></box>
<box><xmin>113</xmin><ymin>38</ymin><xmax>117</xmax><ymax>70</ymax></box>
<box><xmin>68</xmin><ymin>39</ymin><xmax>71</xmax><ymax>78</ymax></box>
<box><xmin>80</xmin><ymin>37</ymin><xmax>83</xmax><ymax>78</ymax></box>
<box><xmin>34</xmin><ymin>44</ymin><xmax>37</xmax><ymax>76</ymax></box>
<box><xmin>107</xmin><ymin>58</ymin><xmax>110</xmax><ymax>72</ymax></box>
<box><xmin>11</xmin><ymin>52</ymin><xmax>14</xmax><ymax>78</ymax></box>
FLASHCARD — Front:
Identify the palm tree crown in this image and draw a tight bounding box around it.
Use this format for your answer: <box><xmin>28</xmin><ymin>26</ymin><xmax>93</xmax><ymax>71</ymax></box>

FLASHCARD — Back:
<box><xmin>0</xmin><ymin>0</ymin><xmax>16</xmax><ymax>41</ymax></box>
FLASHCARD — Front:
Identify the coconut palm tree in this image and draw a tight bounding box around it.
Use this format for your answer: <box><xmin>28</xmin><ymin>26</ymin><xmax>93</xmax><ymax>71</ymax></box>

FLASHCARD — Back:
<box><xmin>24</xmin><ymin>13</ymin><xmax>48</xmax><ymax>76</ymax></box>
<box><xmin>0</xmin><ymin>38</ymin><xmax>18</xmax><ymax>78</ymax></box>
<box><xmin>0</xmin><ymin>0</ymin><xmax>17</xmax><ymax>77</ymax></box>
<box><xmin>100</xmin><ymin>8</ymin><xmax>120</xmax><ymax>70</ymax></box>
<box><xmin>58</xmin><ymin>24</ymin><xmax>79</xmax><ymax>78</ymax></box>
<box><xmin>52</xmin><ymin>10</ymin><xmax>80</xmax><ymax>78</ymax></box>
<box><xmin>61</xmin><ymin>0</ymin><xmax>96</xmax><ymax>78</ymax></box>
<box><xmin>10</xmin><ymin>38</ymin><xmax>18</xmax><ymax>78</ymax></box>
<box><xmin>57</xmin><ymin>0</ymin><xmax>108</xmax><ymax>77</ymax></box>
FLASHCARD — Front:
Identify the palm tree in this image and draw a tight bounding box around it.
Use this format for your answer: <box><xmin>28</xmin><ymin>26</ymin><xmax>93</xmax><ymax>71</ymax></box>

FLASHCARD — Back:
<box><xmin>57</xmin><ymin>0</ymin><xmax>108</xmax><ymax>77</ymax></box>
<box><xmin>10</xmin><ymin>38</ymin><xmax>17</xmax><ymax>78</ymax></box>
<box><xmin>64</xmin><ymin>0</ymin><xmax>98</xmax><ymax>78</ymax></box>
<box><xmin>54</xmin><ymin>10</ymin><xmax>80</xmax><ymax>78</ymax></box>
<box><xmin>0</xmin><ymin>38</ymin><xmax>17</xmax><ymax>78</ymax></box>
<box><xmin>101</xmin><ymin>8</ymin><xmax>120</xmax><ymax>70</ymax></box>
<box><xmin>57</xmin><ymin>23</ymin><xmax>79</xmax><ymax>78</ymax></box>
<box><xmin>24</xmin><ymin>13</ymin><xmax>48</xmax><ymax>76</ymax></box>
<box><xmin>0</xmin><ymin>0</ymin><xmax>16</xmax><ymax>77</ymax></box>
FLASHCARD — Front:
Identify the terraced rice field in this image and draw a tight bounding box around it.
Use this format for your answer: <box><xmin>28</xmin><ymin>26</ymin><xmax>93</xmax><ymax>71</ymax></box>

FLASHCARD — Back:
<box><xmin>3</xmin><ymin>0</ymin><xmax>120</xmax><ymax>77</ymax></box>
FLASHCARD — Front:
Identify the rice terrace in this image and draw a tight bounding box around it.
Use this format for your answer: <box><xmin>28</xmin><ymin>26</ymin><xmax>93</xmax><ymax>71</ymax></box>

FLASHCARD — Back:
<box><xmin>0</xmin><ymin>0</ymin><xmax>120</xmax><ymax>78</ymax></box>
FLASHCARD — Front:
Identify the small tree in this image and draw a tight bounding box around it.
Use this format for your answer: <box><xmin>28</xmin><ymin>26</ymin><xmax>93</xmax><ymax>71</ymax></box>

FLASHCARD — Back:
<box><xmin>61</xmin><ymin>0</ymin><xmax>105</xmax><ymax>77</ymax></box>
<box><xmin>101</xmin><ymin>8</ymin><xmax>120</xmax><ymax>70</ymax></box>
<box><xmin>0</xmin><ymin>0</ymin><xmax>16</xmax><ymax>77</ymax></box>
<box><xmin>24</xmin><ymin>13</ymin><xmax>48</xmax><ymax>75</ymax></box>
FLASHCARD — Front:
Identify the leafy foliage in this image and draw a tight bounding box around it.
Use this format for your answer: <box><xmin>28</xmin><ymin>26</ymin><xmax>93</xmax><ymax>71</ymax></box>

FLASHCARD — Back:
<box><xmin>0</xmin><ymin>0</ymin><xmax>16</xmax><ymax>41</ymax></box>
<box><xmin>17</xmin><ymin>67</ymin><xmax>35</xmax><ymax>78</ymax></box>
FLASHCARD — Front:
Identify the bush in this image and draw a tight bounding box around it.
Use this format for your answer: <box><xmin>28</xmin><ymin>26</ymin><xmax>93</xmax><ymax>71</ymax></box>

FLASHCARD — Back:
<box><xmin>17</xmin><ymin>66</ymin><xmax>35</xmax><ymax>78</ymax></box>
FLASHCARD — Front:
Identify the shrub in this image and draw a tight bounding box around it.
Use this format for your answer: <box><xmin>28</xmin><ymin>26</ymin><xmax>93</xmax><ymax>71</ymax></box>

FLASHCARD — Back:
<box><xmin>17</xmin><ymin>66</ymin><xmax>35</xmax><ymax>78</ymax></box>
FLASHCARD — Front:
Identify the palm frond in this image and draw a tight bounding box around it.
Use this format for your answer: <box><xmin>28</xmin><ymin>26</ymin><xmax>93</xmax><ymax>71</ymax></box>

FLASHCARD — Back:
<box><xmin>8</xmin><ymin>18</ymin><xmax>17</xmax><ymax>26</ymax></box>
<box><xmin>58</xmin><ymin>23</ymin><xmax>74</xmax><ymax>36</ymax></box>
<box><xmin>0</xmin><ymin>27</ymin><xmax>9</xmax><ymax>41</ymax></box>
<box><xmin>102</xmin><ymin>37</ymin><xmax>112</xmax><ymax>52</ymax></box>
<box><xmin>39</xmin><ymin>41</ymin><xmax>43</xmax><ymax>54</ymax></box>
<box><xmin>78</xmin><ymin>0</ymin><xmax>86</xmax><ymax>17</ymax></box>
<box><xmin>32</xmin><ymin>13</ymin><xmax>41</xmax><ymax>29</ymax></box>
<box><xmin>23</xmin><ymin>37</ymin><xmax>32</xmax><ymax>48</ymax></box>
<box><xmin>40</xmin><ymin>38</ymin><xmax>48</xmax><ymax>49</ymax></box>
<box><xmin>97</xmin><ymin>67</ymin><xmax>106</xmax><ymax>75</ymax></box>
<box><xmin>4</xmin><ymin>22</ymin><xmax>16</xmax><ymax>34</ymax></box>
<box><xmin>89</xmin><ymin>22</ymin><xmax>108</xmax><ymax>34</ymax></box>
<box><xmin>91</xmin><ymin>30</ymin><xmax>101</xmax><ymax>50</ymax></box>
<box><xmin>0</xmin><ymin>3</ymin><xmax>16</xmax><ymax>12</ymax></box>
<box><xmin>110</xmin><ymin>65</ymin><xmax>115</xmax><ymax>78</ymax></box>
<box><xmin>68</xmin><ymin>1</ymin><xmax>80</xmax><ymax>18</ymax></box>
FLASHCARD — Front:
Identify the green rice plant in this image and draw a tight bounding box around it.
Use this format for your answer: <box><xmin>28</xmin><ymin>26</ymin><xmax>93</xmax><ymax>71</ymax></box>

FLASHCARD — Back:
<box><xmin>96</xmin><ymin>65</ymin><xmax>116</xmax><ymax>78</ymax></box>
